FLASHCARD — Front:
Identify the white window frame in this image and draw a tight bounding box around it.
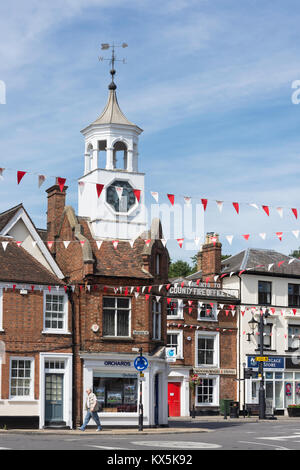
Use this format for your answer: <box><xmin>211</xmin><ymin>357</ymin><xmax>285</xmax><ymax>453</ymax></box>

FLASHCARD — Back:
<box><xmin>287</xmin><ymin>322</ymin><xmax>300</xmax><ymax>351</ymax></box>
<box><xmin>195</xmin><ymin>375</ymin><xmax>219</xmax><ymax>407</ymax></box>
<box><xmin>152</xmin><ymin>300</ymin><xmax>161</xmax><ymax>340</ymax></box>
<box><xmin>195</xmin><ymin>331</ymin><xmax>219</xmax><ymax>368</ymax></box>
<box><xmin>197</xmin><ymin>302</ymin><xmax>217</xmax><ymax>322</ymax></box>
<box><xmin>167</xmin><ymin>298</ymin><xmax>184</xmax><ymax>319</ymax></box>
<box><xmin>9</xmin><ymin>357</ymin><xmax>35</xmax><ymax>401</ymax></box>
<box><xmin>102</xmin><ymin>296</ymin><xmax>131</xmax><ymax>338</ymax></box>
<box><xmin>43</xmin><ymin>291</ymin><xmax>69</xmax><ymax>334</ymax></box>
<box><xmin>167</xmin><ymin>329</ymin><xmax>184</xmax><ymax>359</ymax></box>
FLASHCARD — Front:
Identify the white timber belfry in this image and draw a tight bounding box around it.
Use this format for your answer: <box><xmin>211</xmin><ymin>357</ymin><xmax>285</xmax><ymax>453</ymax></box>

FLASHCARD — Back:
<box><xmin>78</xmin><ymin>77</ymin><xmax>147</xmax><ymax>240</ymax></box>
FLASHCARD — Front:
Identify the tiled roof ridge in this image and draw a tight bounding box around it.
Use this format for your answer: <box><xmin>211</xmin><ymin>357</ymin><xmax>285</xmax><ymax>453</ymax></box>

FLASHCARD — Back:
<box><xmin>0</xmin><ymin>203</ymin><xmax>23</xmax><ymax>217</ymax></box>
<box><xmin>13</xmin><ymin>242</ymin><xmax>64</xmax><ymax>285</ymax></box>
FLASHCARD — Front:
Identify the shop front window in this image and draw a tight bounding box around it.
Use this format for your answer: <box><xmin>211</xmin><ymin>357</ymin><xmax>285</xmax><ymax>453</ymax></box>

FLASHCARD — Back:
<box><xmin>93</xmin><ymin>374</ymin><xmax>137</xmax><ymax>413</ymax></box>
<box><xmin>196</xmin><ymin>378</ymin><xmax>215</xmax><ymax>405</ymax></box>
<box><xmin>295</xmin><ymin>374</ymin><xmax>300</xmax><ymax>405</ymax></box>
<box><xmin>250</xmin><ymin>371</ymin><xmax>300</xmax><ymax>409</ymax></box>
<box><xmin>251</xmin><ymin>381</ymin><xmax>259</xmax><ymax>403</ymax></box>
<box><xmin>275</xmin><ymin>381</ymin><xmax>283</xmax><ymax>408</ymax></box>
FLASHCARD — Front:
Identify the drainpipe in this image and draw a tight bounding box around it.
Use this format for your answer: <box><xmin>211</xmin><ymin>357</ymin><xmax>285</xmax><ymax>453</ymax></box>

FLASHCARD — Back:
<box><xmin>67</xmin><ymin>286</ymin><xmax>76</xmax><ymax>430</ymax></box>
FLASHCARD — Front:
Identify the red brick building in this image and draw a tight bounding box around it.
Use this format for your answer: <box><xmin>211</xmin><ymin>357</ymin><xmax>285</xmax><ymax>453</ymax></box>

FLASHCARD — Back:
<box><xmin>46</xmin><ymin>180</ymin><xmax>170</xmax><ymax>428</ymax></box>
<box><xmin>167</xmin><ymin>233</ymin><xmax>240</xmax><ymax>417</ymax></box>
<box><xmin>0</xmin><ymin>204</ymin><xmax>72</xmax><ymax>429</ymax></box>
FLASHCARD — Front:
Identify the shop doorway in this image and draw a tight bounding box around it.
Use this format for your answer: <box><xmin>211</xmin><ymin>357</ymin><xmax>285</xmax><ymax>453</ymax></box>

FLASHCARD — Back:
<box><xmin>168</xmin><ymin>382</ymin><xmax>181</xmax><ymax>416</ymax></box>
<box><xmin>45</xmin><ymin>374</ymin><xmax>64</xmax><ymax>424</ymax></box>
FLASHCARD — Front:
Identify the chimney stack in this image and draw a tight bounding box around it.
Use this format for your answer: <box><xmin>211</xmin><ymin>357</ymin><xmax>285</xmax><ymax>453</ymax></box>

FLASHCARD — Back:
<box><xmin>46</xmin><ymin>179</ymin><xmax>67</xmax><ymax>253</ymax></box>
<box><xmin>201</xmin><ymin>232</ymin><xmax>222</xmax><ymax>280</ymax></box>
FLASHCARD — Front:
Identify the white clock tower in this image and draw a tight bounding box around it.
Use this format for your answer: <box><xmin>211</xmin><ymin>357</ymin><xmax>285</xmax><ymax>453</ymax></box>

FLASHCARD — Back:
<box><xmin>78</xmin><ymin>48</ymin><xmax>147</xmax><ymax>240</ymax></box>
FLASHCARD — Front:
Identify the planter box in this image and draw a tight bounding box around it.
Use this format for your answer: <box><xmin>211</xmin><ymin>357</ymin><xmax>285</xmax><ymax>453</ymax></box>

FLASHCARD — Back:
<box><xmin>288</xmin><ymin>407</ymin><xmax>300</xmax><ymax>417</ymax></box>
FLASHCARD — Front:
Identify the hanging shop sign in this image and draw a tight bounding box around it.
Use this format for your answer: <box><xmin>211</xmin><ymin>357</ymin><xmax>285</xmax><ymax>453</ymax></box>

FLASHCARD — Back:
<box><xmin>193</xmin><ymin>368</ymin><xmax>236</xmax><ymax>375</ymax></box>
<box><xmin>247</xmin><ymin>356</ymin><xmax>285</xmax><ymax>370</ymax></box>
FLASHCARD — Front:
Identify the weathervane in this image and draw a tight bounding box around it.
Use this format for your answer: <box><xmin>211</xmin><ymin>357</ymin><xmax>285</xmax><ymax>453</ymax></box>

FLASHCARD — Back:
<box><xmin>99</xmin><ymin>42</ymin><xmax>128</xmax><ymax>90</ymax></box>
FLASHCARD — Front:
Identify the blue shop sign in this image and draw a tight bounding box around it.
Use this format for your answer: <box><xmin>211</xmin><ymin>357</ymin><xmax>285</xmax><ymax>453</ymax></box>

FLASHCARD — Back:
<box><xmin>247</xmin><ymin>356</ymin><xmax>285</xmax><ymax>370</ymax></box>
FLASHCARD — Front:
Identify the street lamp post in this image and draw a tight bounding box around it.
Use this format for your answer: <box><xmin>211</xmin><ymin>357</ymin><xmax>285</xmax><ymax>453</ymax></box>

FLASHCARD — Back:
<box><xmin>243</xmin><ymin>362</ymin><xmax>246</xmax><ymax>418</ymax></box>
<box><xmin>138</xmin><ymin>347</ymin><xmax>144</xmax><ymax>431</ymax></box>
<box><xmin>258</xmin><ymin>309</ymin><xmax>266</xmax><ymax>420</ymax></box>
<box><xmin>247</xmin><ymin>308</ymin><xmax>270</xmax><ymax>420</ymax></box>
<box><xmin>132</xmin><ymin>346</ymin><xmax>144</xmax><ymax>431</ymax></box>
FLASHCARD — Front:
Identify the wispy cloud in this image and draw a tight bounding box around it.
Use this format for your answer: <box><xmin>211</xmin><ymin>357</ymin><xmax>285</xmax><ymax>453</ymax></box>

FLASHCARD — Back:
<box><xmin>0</xmin><ymin>0</ymin><xmax>300</xmax><ymax>265</ymax></box>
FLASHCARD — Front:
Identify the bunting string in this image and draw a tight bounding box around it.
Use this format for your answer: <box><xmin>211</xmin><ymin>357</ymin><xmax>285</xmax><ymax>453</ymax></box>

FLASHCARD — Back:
<box><xmin>2</xmin><ymin>281</ymin><xmax>299</xmax><ymax>322</ymax></box>
<box><xmin>1</xmin><ymin>166</ymin><xmax>300</xmax><ymax>220</ymax></box>
<box><xmin>2</xmin><ymin>238</ymin><xmax>300</xmax><ymax>281</ymax></box>
<box><xmin>2</xmin><ymin>229</ymin><xmax>300</xmax><ymax>253</ymax></box>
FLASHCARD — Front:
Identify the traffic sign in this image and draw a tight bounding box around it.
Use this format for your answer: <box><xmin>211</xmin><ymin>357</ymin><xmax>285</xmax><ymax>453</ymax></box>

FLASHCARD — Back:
<box><xmin>244</xmin><ymin>368</ymin><xmax>254</xmax><ymax>379</ymax></box>
<box><xmin>134</xmin><ymin>356</ymin><xmax>148</xmax><ymax>371</ymax></box>
<box><xmin>255</xmin><ymin>356</ymin><xmax>269</xmax><ymax>362</ymax></box>
<box><xmin>166</xmin><ymin>347</ymin><xmax>177</xmax><ymax>363</ymax></box>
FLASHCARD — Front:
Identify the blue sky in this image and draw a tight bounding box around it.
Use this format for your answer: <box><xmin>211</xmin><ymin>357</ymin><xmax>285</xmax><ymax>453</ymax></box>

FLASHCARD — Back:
<box><xmin>1</xmin><ymin>0</ymin><xmax>300</xmax><ymax>265</ymax></box>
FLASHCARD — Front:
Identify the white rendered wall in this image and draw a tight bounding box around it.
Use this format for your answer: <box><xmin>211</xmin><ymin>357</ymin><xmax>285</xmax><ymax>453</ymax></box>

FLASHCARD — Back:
<box><xmin>78</xmin><ymin>169</ymin><xmax>147</xmax><ymax>240</ymax></box>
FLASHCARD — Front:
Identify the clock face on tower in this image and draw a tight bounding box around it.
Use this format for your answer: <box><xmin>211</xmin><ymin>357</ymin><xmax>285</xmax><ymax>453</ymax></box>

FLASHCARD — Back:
<box><xmin>106</xmin><ymin>180</ymin><xmax>136</xmax><ymax>213</ymax></box>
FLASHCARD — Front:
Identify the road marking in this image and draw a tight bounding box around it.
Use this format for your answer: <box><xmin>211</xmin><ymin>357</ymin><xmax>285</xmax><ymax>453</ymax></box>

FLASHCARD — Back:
<box><xmin>239</xmin><ymin>441</ymin><xmax>290</xmax><ymax>451</ymax></box>
<box><xmin>87</xmin><ymin>445</ymin><xmax>127</xmax><ymax>450</ymax></box>
<box><xmin>257</xmin><ymin>432</ymin><xmax>300</xmax><ymax>442</ymax></box>
<box><xmin>133</xmin><ymin>441</ymin><xmax>221</xmax><ymax>449</ymax></box>
<box><xmin>0</xmin><ymin>447</ymin><xmax>11</xmax><ymax>450</ymax></box>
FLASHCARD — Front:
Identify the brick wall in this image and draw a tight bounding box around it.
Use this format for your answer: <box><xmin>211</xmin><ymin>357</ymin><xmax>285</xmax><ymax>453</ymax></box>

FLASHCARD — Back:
<box><xmin>0</xmin><ymin>289</ymin><xmax>73</xmax><ymax>400</ymax></box>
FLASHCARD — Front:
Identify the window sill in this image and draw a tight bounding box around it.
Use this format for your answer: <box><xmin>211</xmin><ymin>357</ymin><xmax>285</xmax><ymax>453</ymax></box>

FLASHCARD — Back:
<box><xmin>195</xmin><ymin>365</ymin><xmax>219</xmax><ymax>369</ymax></box>
<box><xmin>102</xmin><ymin>336</ymin><xmax>134</xmax><ymax>342</ymax></box>
<box><xmin>8</xmin><ymin>399</ymin><xmax>37</xmax><ymax>403</ymax></box>
<box><xmin>42</xmin><ymin>330</ymin><xmax>71</xmax><ymax>335</ymax></box>
<box><xmin>167</xmin><ymin>316</ymin><xmax>184</xmax><ymax>320</ymax></box>
<box><xmin>195</xmin><ymin>403</ymin><xmax>218</xmax><ymax>407</ymax></box>
<box><xmin>197</xmin><ymin>318</ymin><xmax>217</xmax><ymax>322</ymax></box>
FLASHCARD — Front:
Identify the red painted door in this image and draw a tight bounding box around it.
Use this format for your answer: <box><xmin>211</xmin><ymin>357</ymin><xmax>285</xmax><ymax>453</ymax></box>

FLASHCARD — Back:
<box><xmin>168</xmin><ymin>382</ymin><xmax>181</xmax><ymax>417</ymax></box>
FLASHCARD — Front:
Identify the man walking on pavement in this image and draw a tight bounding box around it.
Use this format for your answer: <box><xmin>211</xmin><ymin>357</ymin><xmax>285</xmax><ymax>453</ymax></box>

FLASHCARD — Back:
<box><xmin>79</xmin><ymin>387</ymin><xmax>102</xmax><ymax>431</ymax></box>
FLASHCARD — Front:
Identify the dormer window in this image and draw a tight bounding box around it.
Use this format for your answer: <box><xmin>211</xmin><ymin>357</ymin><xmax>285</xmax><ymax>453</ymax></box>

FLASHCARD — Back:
<box><xmin>113</xmin><ymin>141</ymin><xmax>128</xmax><ymax>170</ymax></box>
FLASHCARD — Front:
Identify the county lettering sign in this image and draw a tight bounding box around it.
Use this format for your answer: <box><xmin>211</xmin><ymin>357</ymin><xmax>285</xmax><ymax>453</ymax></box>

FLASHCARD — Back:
<box><xmin>169</xmin><ymin>283</ymin><xmax>239</xmax><ymax>299</ymax></box>
<box><xmin>247</xmin><ymin>356</ymin><xmax>285</xmax><ymax>370</ymax></box>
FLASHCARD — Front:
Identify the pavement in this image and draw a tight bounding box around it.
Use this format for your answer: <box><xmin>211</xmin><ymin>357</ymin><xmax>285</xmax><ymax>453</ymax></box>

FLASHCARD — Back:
<box><xmin>0</xmin><ymin>415</ymin><xmax>296</xmax><ymax>435</ymax></box>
